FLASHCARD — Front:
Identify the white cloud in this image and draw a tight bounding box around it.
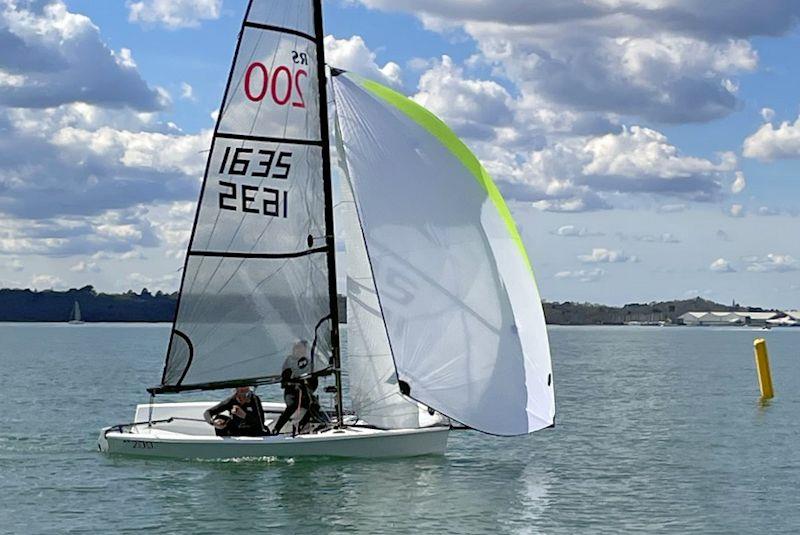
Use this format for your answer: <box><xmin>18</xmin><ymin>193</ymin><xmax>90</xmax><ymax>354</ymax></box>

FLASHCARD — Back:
<box><xmin>502</xmin><ymin>126</ymin><xmax>735</xmax><ymax>205</ymax></box>
<box><xmin>710</xmin><ymin>258</ymin><xmax>735</xmax><ymax>273</ymax></box>
<box><xmin>353</xmin><ymin>1</ymin><xmax>800</xmax><ymax>124</ymax></box>
<box><xmin>658</xmin><ymin>203</ymin><xmax>687</xmax><ymax>213</ymax></box>
<box><xmin>325</xmin><ymin>35</ymin><xmax>402</xmax><ymax>88</ymax></box>
<box><xmin>729</xmin><ymin>204</ymin><xmax>745</xmax><ymax>218</ymax></box>
<box><xmin>127</xmin><ymin>0</ymin><xmax>223</xmax><ymax>29</ymax></box>
<box><xmin>761</xmin><ymin>108</ymin><xmax>775</xmax><ymax>122</ymax></box>
<box><xmin>0</xmin><ymin>1</ymin><xmax>162</xmax><ymax>110</ymax></box>
<box><xmin>30</xmin><ymin>274</ymin><xmax>64</xmax><ymax>290</ymax></box>
<box><xmin>743</xmin><ymin>115</ymin><xmax>800</xmax><ymax>160</ymax></box>
<box><xmin>618</xmin><ymin>232</ymin><xmax>680</xmax><ymax>244</ymax></box>
<box><xmin>554</xmin><ymin>268</ymin><xmax>605</xmax><ymax>282</ymax></box>
<box><xmin>3</xmin><ymin>256</ymin><xmax>23</xmax><ymax>271</ymax></box>
<box><xmin>581</xmin><ymin>126</ymin><xmax>736</xmax><ymax>200</ymax></box>
<box><xmin>731</xmin><ymin>171</ymin><xmax>746</xmax><ymax>194</ymax></box>
<box><xmin>412</xmin><ymin>55</ymin><xmax>513</xmax><ymax>138</ymax></box>
<box><xmin>70</xmin><ymin>260</ymin><xmax>100</xmax><ymax>273</ymax></box>
<box><xmin>180</xmin><ymin>82</ymin><xmax>196</xmax><ymax>101</ymax></box>
<box><xmin>757</xmin><ymin>206</ymin><xmax>780</xmax><ymax>216</ymax></box>
<box><xmin>551</xmin><ymin>225</ymin><xmax>603</xmax><ymax>237</ymax></box>
<box><xmin>746</xmin><ymin>254</ymin><xmax>798</xmax><ymax>273</ymax></box>
<box><xmin>578</xmin><ymin>248</ymin><xmax>636</xmax><ymax>264</ymax></box>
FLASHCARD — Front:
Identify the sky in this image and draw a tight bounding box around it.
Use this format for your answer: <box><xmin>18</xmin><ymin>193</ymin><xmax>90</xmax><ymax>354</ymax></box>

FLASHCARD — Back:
<box><xmin>1</xmin><ymin>0</ymin><xmax>800</xmax><ymax>308</ymax></box>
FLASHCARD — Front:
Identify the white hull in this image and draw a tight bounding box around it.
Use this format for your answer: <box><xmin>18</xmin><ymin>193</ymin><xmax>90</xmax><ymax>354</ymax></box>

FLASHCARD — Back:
<box><xmin>98</xmin><ymin>402</ymin><xmax>449</xmax><ymax>460</ymax></box>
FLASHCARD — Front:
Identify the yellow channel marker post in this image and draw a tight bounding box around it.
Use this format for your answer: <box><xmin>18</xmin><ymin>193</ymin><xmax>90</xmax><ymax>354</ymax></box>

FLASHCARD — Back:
<box><xmin>753</xmin><ymin>338</ymin><xmax>774</xmax><ymax>399</ymax></box>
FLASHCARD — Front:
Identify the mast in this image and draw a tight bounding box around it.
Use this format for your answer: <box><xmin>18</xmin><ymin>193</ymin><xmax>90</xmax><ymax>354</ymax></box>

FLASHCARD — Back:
<box><xmin>313</xmin><ymin>0</ymin><xmax>344</xmax><ymax>426</ymax></box>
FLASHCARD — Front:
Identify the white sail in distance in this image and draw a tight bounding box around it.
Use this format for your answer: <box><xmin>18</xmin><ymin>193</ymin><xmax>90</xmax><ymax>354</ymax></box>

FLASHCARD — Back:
<box><xmin>153</xmin><ymin>0</ymin><xmax>339</xmax><ymax>393</ymax></box>
<box><xmin>333</xmin><ymin>72</ymin><xmax>555</xmax><ymax>436</ymax></box>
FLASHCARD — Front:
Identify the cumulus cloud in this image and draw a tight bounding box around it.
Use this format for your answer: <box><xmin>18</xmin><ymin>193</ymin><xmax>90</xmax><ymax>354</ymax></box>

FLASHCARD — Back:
<box><xmin>729</xmin><ymin>204</ymin><xmax>745</xmax><ymax>218</ymax></box>
<box><xmin>0</xmin><ymin>208</ymin><xmax>160</xmax><ymax>257</ymax></box>
<box><xmin>355</xmin><ymin>0</ymin><xmax>782</xmax><ymax>123</ymax></box>
<box><xmin>757</xmin><ymin>206</ymin><xmax>780</xmax><ymax>216</ymax></box>
<box><xmin>710</xmin><ymin>258</ymin><xmax>735</xmax><ymax>273</ymax></box>
<box><xmin>580</xmin><ymin>126</ymin><xmax>736</xmax><ymax>199</ymax></box>
<box><xmin>180</xmin><ymin>82</ymin><xmax>196</xmax><ymax>101</ymax></box>
<box><xmin>70</xmin><ymin>260</ymin><xmax>100</xmax><ymax>273</ymax></box>
<box><xmin>743</xmin><ymin>114</ymin><xmax>800</xmax><ymax>160</ymax></box>
<box><xmin>30</xmin><ymin>273</ymin><xmax>64</xmax><ymax>290</ymax></box>
<box><xmin>551</xmin><ymin>225</ymin><xmax>603</xmax><ymax>237</ymax></box>
<box><xmin>658</xmin><ymin>203</ymin><xmax>687</xmax><ymax>213</ymax></box>
<box><xmin>760</xmin><ymin>108</ymin><xmax>775</xmax><ymax>122</ymax></box>
<box><xmin>554</xmin><ymin>268</ymin><xmax>605</xmax><ymax>282</ymax></box>
<box><xmin>412</xmin><ymin>55</ymin><xmax>513</xmax><ymax>139</ymax></box>
<box><xmin>127</xmin><ymin>0</ymin><xmax>222</xmax><ymax>29</ymax></box>
<box><xmin>498</xmin><ymin>126</ymin><xmax>737</xmax><ymax>205</ymax></box>
<box><xmin>731</xmin><ymin>171</ymin><xmax>746</xmax><ymax>194</ymax></box>
<box><xmin>618</xmin><ymin>232</ymin><xmax>680</xmax><ymax>244</ymax></box>
<box><xmin>0</xmin><ymin>103</ymin><xmax>209</xmax><ymax>219</ymax></box>
<box><xmin>745</xmin><ymin>254</ymin><xmax>798</xmax><ymax>273</ymax></box>
<box><xmin>578</xmin><ymin>248</ymin><xmax>636</xmax><ymax>264</ymax></box>
<box><xmin>0</xmin><ymin>1</ymin><xmax>163</xmax><ymax>110</ymax></box>
<box><xmin>325</xmin><ymin>35</ymin><xmax>402</xmax><ymax>88</ymax></box>
<box><xmin>3</xmin><ymin>256</ymin><xmax>23</xmax><ymax>271</ymax></box>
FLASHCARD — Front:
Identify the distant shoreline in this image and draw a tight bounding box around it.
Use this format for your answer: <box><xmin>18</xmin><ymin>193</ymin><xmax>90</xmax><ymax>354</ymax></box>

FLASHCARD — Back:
<box><xmin>0</xmin><ymin>286</ymin><xmax>782</xmax><ymax>326</ymax></box>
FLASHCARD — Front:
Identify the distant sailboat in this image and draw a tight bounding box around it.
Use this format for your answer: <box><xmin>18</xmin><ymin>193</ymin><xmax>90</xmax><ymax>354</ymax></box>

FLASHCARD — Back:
<box><xmin>99</xmin><ymin>0</ymin><xmax>554</xmax><ymax>459</ymax></box>
<box><xmin>68</xmin><ymin>301</ymin><xmax>84</xmax><ymax>325</ymax></box>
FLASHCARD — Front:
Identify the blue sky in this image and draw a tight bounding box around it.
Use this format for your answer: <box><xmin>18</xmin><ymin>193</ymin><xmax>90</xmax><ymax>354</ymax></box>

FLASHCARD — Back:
<box><xmin>1</xmin><ymin>0</ymin><xmax>800</xmax><ymax>308</ymax></box>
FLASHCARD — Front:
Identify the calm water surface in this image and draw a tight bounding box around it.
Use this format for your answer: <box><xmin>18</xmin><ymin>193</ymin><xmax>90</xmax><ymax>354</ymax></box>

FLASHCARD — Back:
<box><xmin>1</xmin><ymin>323</ymin><xmax>798</xmax><ymax>533</ymax></box>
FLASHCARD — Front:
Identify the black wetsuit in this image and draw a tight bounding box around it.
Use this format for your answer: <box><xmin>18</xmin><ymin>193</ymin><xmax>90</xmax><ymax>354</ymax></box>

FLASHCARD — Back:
<box><xmin>207</xmin><ymin>393</ymin><xmax>267</xmax><ymax>437</ymax></box>
<box><xmin>272</xmin><ymin>371</ymin><xmax>317</xmax><ymax>434</ymax></box>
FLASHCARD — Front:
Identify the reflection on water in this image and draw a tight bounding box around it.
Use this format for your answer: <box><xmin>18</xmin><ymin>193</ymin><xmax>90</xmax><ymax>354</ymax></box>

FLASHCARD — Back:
<box><xmin>1</xmin><ymin>323</ymin><xmax>800</xmax><ymax>533</ymax></box>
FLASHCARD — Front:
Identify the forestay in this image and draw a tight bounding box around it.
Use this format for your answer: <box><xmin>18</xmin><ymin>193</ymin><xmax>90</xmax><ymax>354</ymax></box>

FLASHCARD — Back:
<box><xmin>332</xmin><ymin>73</ymin><xmax>555</xmax><ymax>435</ymax></box>
<box><xmin>154</xmin><ymin>0</ymin><xmax>336</xmax><ymax>393</ymax></box>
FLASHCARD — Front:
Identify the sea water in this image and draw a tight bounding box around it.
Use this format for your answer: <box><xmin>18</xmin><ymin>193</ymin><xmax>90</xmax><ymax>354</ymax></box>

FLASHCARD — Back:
<box><xmin>0</xmin><ymin>323</ymin><xmax>798</xmax><ymax>534</ymax></box>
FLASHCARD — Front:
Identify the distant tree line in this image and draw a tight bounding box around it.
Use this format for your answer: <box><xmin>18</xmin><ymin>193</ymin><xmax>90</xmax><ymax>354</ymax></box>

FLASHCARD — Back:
<box><xmin>0</xmin><ymin>287</ymin><xmax>764</xmax><ymax>325</ymax></box>
<box><xmin>0</xmin><ymin>286</ymin><xmax>348</xmax><ymax>323</ymax></box>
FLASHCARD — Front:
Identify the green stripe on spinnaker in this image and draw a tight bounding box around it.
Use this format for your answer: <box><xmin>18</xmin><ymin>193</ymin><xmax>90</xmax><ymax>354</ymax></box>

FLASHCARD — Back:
<box><xmin>357</xmin><ymin>77</ymin><xmax>535</xmax><ymax>276</ymax></box>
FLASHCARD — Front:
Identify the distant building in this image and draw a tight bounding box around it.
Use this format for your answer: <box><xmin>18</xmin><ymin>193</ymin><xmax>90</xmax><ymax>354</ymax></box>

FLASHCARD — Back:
<box><xmin>678</xmin><ymin>311</ymin><xmax>782</xmax><ymax>327</ymax></box>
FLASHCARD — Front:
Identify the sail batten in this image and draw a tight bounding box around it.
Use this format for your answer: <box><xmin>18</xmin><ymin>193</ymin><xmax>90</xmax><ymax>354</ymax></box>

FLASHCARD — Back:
<box><xmin>154</xmin><ymin>0</ymin><xmax>336</xmax><ymax>394</ymax></box>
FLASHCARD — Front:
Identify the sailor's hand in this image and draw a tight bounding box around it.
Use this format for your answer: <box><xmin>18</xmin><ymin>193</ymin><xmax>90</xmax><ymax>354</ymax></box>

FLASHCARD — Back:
<box><xmin>231</xmin><ymin>406</ymin><xmax>246</xmax><ymax>418</ymax></box>
<box><xmin>212</xmin><ymin>419</ymin><xmax>227</xmax><ymax>429</ymax></box>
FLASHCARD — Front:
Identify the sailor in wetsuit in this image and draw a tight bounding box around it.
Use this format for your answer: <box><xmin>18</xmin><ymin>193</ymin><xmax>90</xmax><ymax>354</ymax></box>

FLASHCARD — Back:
<box><xmin>203</xmin><ymin>386</ymin><xmax>267</xmax><ymax>437</ymax></box>
<box><xmin>271</xmin><ymin>341</ymin><xmax>316</xmax><ymax>435</ymax></box>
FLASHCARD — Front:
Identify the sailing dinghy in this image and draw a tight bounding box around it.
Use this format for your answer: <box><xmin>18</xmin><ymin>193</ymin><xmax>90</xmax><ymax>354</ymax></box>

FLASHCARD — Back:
<box><xmin>68</xmin><ymin>300</ymin><xmax>83</xmax><ymax>324</ymax></box>
<box><xmin>99</xmin><ymin>0</ymin><xmax>554</xmax><ymax>459</ymax></box>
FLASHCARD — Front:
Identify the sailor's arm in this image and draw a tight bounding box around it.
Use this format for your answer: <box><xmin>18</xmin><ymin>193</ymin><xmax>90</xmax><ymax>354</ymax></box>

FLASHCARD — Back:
<box><xmin>204</xmin><ymin>396</ymin><xmax>233</xmax><ymax>424</ymax></box>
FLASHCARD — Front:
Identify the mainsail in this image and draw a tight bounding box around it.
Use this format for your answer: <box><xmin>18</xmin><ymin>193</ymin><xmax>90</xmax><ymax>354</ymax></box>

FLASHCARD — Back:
<box><xmin>152</xmin><ymin>0</ymin><xmax>340</xmax><ymax>394</ymax></box>
<box><xmin>332</xmin><ymin>73</ymin><xmax>555</xmax><ymax>436</ymax></box>
<box><xmin>70</xmin><ymin>301</ymin><xmax>81</xmax><ymax>322</ymax></box>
